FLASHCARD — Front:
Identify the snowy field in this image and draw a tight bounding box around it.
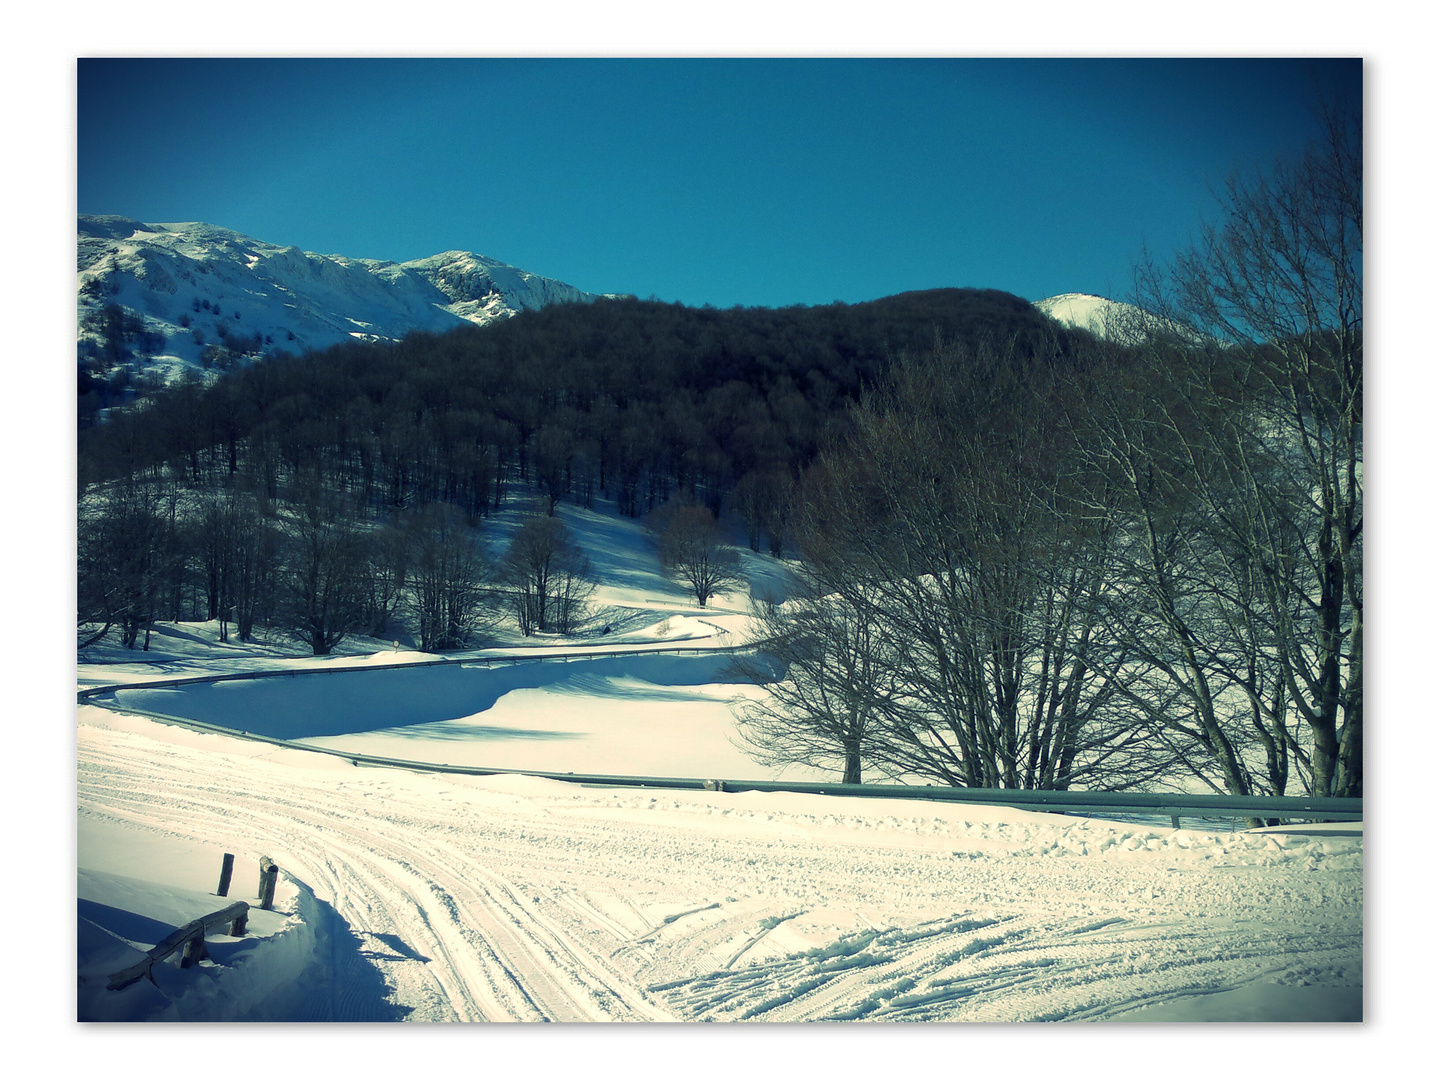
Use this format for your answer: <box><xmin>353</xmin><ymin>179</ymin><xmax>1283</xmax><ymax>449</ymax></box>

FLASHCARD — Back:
<box><xmin>60</xmin><ymin>495</ymin><xmax>1392</xmax><ymax>1070</ymax></box>
<box><xmin>79</xmin><ymin>697</ymin><xmax>1363</xmax><ymax>1025</ymax></box>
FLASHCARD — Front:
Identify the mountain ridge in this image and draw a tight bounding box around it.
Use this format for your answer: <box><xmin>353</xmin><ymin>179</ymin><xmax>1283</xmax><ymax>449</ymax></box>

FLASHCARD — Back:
<box><xmin>1033</xmin><ymin>291</ymin><xmax>1198</xmax><ymax>345</ymax></box>
<box><xmin>77</xmin><ymin>216</ymin><xmax>618</xmax><ymax>382</ymax></box>
<box><xmin>78</xmin><ymin>216</ymin><xmax>1155</xmax><ymax>403</ymax></box>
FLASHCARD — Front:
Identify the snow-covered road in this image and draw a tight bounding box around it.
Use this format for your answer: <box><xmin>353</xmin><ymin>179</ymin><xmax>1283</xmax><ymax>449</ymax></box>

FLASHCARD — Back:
<box><xmin>78</xmin><ymin>705</ymin><xmax>1363</xmax><ymax>1022</ymax></box>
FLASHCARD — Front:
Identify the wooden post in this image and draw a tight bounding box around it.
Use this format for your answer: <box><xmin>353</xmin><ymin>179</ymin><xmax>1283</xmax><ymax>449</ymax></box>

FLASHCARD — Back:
<box><xmin>229</xmin><ymin>910</ymin><xmax>248</xmax><ymax>936</ymax></box>
<box><xmin>217</xmin><ymin>852</ymin><xmax>235</xmax><ymax>897</ymax></box>
<box><xmin>180</xmin><ymin>934</ymin><xmax>209</xmax><ymax>968</ymax></box>
<box><xmin>259</xmin><ymin>857</ymin><xmax>278</xmax><ymax>910</ymax></box>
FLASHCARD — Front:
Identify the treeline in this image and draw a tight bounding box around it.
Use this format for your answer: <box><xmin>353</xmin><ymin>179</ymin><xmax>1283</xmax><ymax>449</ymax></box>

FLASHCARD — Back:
<box><xmin>78</xmin><ymin>288</ymin><xmax>1079</xmax><ymax>539</ymax></box>
<box><xmin>735</xmin><ymin>112</ymin><xmax>1362</xmax><ymax>801</ymax></box>
<box><xmin>78</xmin><ymin>288</ymin><xmax>1066</xmax><ymax>657</ymax></box>
<box><xmin>77</xmin><ymin>475</ymin><xmax>620</xmax><ymax>655</ymax></box>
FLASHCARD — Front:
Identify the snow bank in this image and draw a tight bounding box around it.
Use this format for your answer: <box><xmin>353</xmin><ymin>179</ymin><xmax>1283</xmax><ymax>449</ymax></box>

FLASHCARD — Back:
<box><xmin>605</xmin><ymin>614</ymin><xmax>721</xmax><ymax>642</ymax></box>
<box><xmin>97</xmin><ymin>650</ymin><xmax>806</xmax><ymax>779</ymax></box>
<box><xmin>77</xmin><ymin>819</ymin><xmax>310</xmax><ymax>1022</ymax></box>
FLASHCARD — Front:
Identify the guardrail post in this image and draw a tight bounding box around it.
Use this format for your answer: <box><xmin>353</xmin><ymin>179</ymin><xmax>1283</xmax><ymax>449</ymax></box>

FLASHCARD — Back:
<box><xmin>216</xmin><ymin>852</ymin><xmax>234</xmax><ymax>897</ymax></box>
<box><xmin>259</xmin><ymin>857</ymin><xmax>278</xmax><ymax>910</ymax></box>
<box><xmin>180</xmin><ymin>932</ymin><xmax>209</xmax><ymax>968</ymax></box>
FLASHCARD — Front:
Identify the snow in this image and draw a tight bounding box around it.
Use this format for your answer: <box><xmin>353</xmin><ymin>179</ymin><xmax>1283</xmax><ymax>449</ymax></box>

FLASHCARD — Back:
<box><xmin>76</xmin><ymin>216</ymin><xmax>607</xmax><ymax>382</ymax></box>
<box><xmin>70</xmin><ymin>497</ymin><xmax>1371</xmax><ymax>1039</ymax></box>
<box><xmin>1034</xmin><ymin>292</ymin><xmax>1138</xmax><ymax>334</ymax></box>
<box><xmin>1034</xmin><ymin>292</ymin><xmax>1197</xmax><ymax>345</ymax></box>
<box><xmin>77</xmin><ymin>690</ymin><xmax>1365</xmax><ymax>1028</ymax></box>
<box><xmin>57</xmin><ymin>489</ymin><xmax>1388</xmax><ymax>1080</ymax></box>
<box><xmin>1117</xmin><ymin>980</ymin><xmax>1362</xmax><ymax>1022</ymax></box>
<box><xmin>95</xmin><ymin>650</ymin><xmax>785</xmax><ymax>778</ymax></box>
<box><xmin>77</xmin><ymin>822</ymin><xmax>299</xmax><ymax>1022</ymax></box>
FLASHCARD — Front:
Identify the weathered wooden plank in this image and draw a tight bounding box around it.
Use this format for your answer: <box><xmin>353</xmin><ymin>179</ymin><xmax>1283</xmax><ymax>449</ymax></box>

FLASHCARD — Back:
<box><xmin>107</xmin><ymin>901</ymin><xmax>251</xmax><ymax>991</ymax></box>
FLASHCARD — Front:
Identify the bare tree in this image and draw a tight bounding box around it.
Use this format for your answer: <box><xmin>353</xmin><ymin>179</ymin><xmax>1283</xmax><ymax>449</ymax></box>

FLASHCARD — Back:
<box><xmin>405</xmin><ymin>502</ymin><xmax>491</xmax><ymax>651</ymax></box>
<box><xmin>731</xmin><ymin>581</ymin><xmax>903</xmax><ymax>784</ymax></box>
<box><xmin>728</xmin><ymin>470</ymin><xmax>768</xmax><ymax>552</ymax></box>
<box><xmin>277</xmin><ymin>484</ymin><xmax>368</xmax><ymax>655</ymax></box>
<box><xmin>656</xmin><ymin>504</ymin><xmax>743</xmax><ymax>608</ymax></box>
<box><xmin>186</xmin><ymin>489</ymin><xmax>243</xmax><ymax>639</ymax></box>
<box><xmin>500</xmin><ymin>514</ymin><xmax>595</xmax><ymax>636</ymax></box>
<box><xmin>752</xmin><ymin>345</ymin><xmax>1176</xmax><ymax>791</ymax></box>
<box><xmin>359</xmin><ymin>518</ymin><xmax>409</xmax><ymax>639</ymax></box>
<box><xmin>532</xmin><ymin>424</ymin><xmax>573</xmax><ymax>516</ymax></box>
<box><xmin>228</xmin><ymin>491</ymin><xmax>279</xmax><ymax>642</ymax></box>
<box><xmin>78</xmin><ymin>480</ymin><xmax>181</xmax><ymax>650</ymax></box>
<box><xmin>1129</xmin><ymin>102</ymin><xmax>1362</xmax><ymax>796</ymax></box>
<box><xmin>1067</xmin><ymin>374</ymin><xmax>1268</xmax><ymax>797</ymax></box>
<box><xmin>729</xmin><ymin>466</ymin><xmax>794</xmax><ymax>556</ymax></box>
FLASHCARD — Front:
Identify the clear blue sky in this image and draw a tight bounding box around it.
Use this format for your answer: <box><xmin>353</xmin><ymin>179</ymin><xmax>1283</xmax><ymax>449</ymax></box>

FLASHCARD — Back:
<box><xmin>77</xmin><ymin>58</ymin><xmax>1360</xmax><ymax>309</ymax></box>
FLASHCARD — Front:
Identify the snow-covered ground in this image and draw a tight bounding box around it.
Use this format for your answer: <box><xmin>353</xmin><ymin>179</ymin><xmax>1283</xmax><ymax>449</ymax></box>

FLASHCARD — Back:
<box><xmin>93</xmin><ymin>649</ymin><xmax>790</xmax><ymax>779</ymax></box>
<box><xmin>69</xmin><ymin>495</ymin><xmax>1373</xmax><ymax>1053</ymax></box>
<box><xmin>79</xmin><ymin>698</ymin><xmax>1363</xmax><ymax>1024</ymax></box>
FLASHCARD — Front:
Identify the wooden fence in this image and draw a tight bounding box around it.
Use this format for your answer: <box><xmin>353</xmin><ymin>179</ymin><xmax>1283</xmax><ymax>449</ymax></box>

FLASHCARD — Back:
<box><xmin>106</xmin><ymin>855</ymin><xmax>282</xmax><ymax>992</ymax></box>
<box><xmin>107</xmin><ymin>901</ymin><xmax>251</xmax><ymax>990</ymax></box>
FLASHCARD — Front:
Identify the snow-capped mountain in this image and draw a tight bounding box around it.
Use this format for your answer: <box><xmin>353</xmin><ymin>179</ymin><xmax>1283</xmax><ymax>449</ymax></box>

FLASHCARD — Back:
<box><xmin>1033</xmin><ymin>292</ymin><xmax>1197</xmax><ymax>345</ymax></box>
<box><xmin>78</xmin><ymin>215</ymin><xmax>616</xmax><ymax>379</ymax></box>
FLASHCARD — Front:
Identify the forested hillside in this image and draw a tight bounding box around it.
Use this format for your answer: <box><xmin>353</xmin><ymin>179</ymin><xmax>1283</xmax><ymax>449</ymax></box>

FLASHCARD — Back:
<box><xmin>76</xmin><ymin>286</ymin><xmax>1081</xmax><ymax>655</ymax></box>
<box><xmin>724</xmin><ymin>114</ymin><xmax>1360</xmax><ymax>802</ymax></box>
<box><xmin>78</xmin><ymin>287</ymin><xmax>1075</xmax><ymax>520</ymax></box>
<box><xmin>76</xmin><ymin>117</ymin><xmax>1360</xmax><ymax>803</ymax></box>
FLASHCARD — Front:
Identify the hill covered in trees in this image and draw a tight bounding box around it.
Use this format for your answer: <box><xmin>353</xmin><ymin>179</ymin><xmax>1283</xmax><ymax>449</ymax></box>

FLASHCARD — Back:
<box><xmin>76</xmin><ymin>108</ymin><xmax>1362</xmax><ymax>806</ymax></box>
<box><xmin>79</xmin><ymin>287</ymin><xmax>1082</xmax><ymax>525</ymax></box>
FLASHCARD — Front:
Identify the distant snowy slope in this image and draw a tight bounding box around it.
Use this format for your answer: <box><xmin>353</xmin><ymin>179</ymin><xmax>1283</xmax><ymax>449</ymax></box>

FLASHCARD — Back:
<box><xmin>77</xmin><ymin>215</ymin><xmax>616</xmax><ymax>380</ymax></box>
<box><xmin>1033</xmin><ymin>292</ymin><xmax>1195</xmax><ymax>345</ymax></box>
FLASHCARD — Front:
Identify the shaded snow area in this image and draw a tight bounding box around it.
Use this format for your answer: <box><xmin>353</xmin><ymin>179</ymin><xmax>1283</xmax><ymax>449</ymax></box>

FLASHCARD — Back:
<box><xmin>78</xmin><ymin>700</ymin><xmax>1362</xmax><ymax>1025</ymax></box>
<box><xmin>94</xmin><ymin>651</ymin><xmax>790</xmax><ymax>779</ymax></box>
<box><xmin>77</xmin><ymin>822</ymin><xmax>304</xmax><ymax>1022</ymax></box>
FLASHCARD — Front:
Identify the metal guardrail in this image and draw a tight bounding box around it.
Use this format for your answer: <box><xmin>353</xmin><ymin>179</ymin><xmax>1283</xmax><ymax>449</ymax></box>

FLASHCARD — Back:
<box><xmin>76</xmin><ymin>626</ymin><xmax>742</xmax><ymax>667</ymax></box>
<box><xmin>80</xmin><ymin>657</ymin><xmax>1361</xmax><ymax>827</ymax></box>
<box><xmin>76</xmin><ymin>639</ymin><xmax>754</xmax><ymax>699</ymax></box>
<box><xmin>682</xmin><ymin>779</ymin><xmax>1362</xmax><ymax>823</ymax></box>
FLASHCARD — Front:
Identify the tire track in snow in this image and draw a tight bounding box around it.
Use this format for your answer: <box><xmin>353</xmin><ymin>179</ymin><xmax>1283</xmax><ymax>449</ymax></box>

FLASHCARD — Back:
<box><xmin>83</xmin><ymin>766</ymin><xmax>578</xmax><ymax>1020</ymax></box>
<box><xmin>83</xmin><ymin>768</ymin><xmax>544</xmax><ymax>1020</ymax></box>
<box><xmin>78</xmin><ymin>708</ymin><xmax>1362</xmax><ymax>1023</ymax></box>
<box><xmin>78</xmin><ymin>722</ymin><xmax>670</xmax><ymax>1021</ymax></box>
<box><xmin>80</xmin><ymin>754</ymin><xmax>486</xmax><ymax>1019</ymax></box>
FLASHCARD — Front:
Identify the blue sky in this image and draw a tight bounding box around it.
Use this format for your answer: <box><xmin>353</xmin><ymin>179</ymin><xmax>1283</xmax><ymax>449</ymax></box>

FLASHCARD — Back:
<box><xmin>77</xmin><ymin>58</ymin><xmax>1360</xmax><ymax>309</ymax></box>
